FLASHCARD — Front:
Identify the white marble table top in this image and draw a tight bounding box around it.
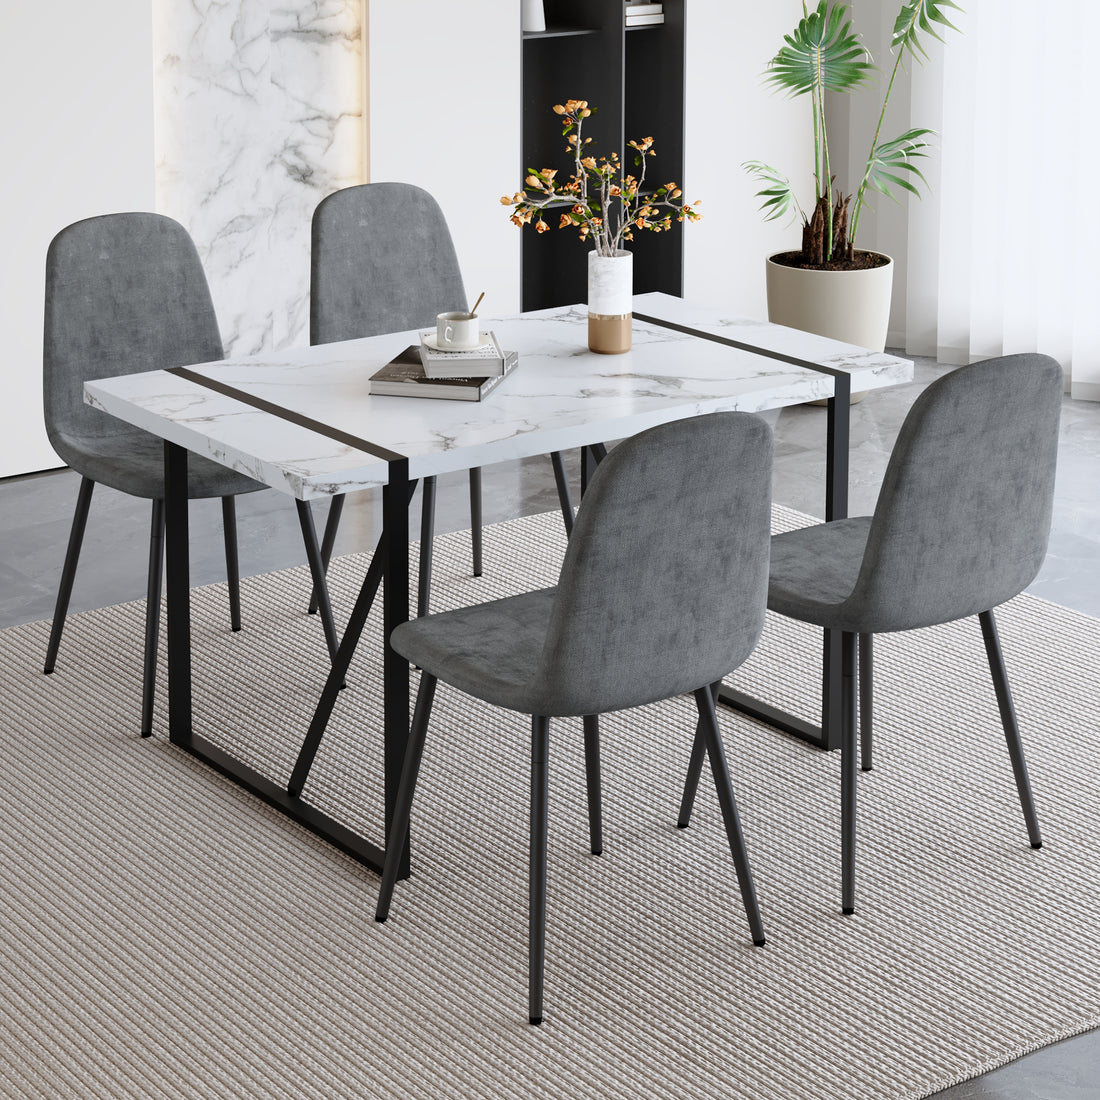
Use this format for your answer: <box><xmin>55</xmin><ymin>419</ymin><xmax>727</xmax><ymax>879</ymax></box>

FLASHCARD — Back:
<box><xmin>85</xmin><ymin>292</ymin><xmax>913</xmax><ymax>501</ymax></box>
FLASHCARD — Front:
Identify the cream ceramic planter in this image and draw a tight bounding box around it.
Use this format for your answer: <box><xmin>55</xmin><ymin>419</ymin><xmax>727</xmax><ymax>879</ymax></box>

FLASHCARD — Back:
<box><xmin>766</xmin><ymin>252</ymin><xmax>893</xmax><ymax>353</ymax></box>
<box><xmin>766</xmin><ymin>252</ymin><xmax>893</xmax><ymax>404</ymax></box>
<box><xmin>588</xmin><ymin>250</ymin><xmax>632</xmax><ymax>354</ymax></box>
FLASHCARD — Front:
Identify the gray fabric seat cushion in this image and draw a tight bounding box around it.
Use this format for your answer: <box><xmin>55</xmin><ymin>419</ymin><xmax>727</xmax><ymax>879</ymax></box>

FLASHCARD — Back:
<box><xmin>50</xmin><ymin>428</ymin><xmax>263</xmax><ymax>500</ymax></box>
<box><xmin>392</xmin><ymin>588</ymin><xmax>558</xmax><ymax>714</ymax></box>
<box><xmin>767</xmin><ymin>517</ymin><xmax>872</xmax><ymax>631</ymax></box>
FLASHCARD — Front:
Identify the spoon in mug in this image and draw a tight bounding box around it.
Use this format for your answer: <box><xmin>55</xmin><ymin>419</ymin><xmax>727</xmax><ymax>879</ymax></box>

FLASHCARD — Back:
<box><xmin>468</xmin><ymin>291</ymin><xmax>485</xmax><ymax>319</ymax></box>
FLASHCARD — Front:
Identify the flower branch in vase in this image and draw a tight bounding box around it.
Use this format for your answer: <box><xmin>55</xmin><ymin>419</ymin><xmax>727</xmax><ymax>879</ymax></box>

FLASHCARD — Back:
<box><xmin>501</xmin><ymin>99</ymin><xmax>701</xmax><ymax>352</ymax></box>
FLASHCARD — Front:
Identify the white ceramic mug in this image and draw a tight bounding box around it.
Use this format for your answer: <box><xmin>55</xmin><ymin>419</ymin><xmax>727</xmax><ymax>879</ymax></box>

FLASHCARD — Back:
<box><xmin>436</xmin><ymin>311</ymin><xmax>479</xmax><ymax>349</ymax></box>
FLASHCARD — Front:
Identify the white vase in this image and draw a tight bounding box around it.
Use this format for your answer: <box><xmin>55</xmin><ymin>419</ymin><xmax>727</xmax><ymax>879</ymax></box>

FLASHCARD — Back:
<box><xmin>521</xmin><ymin>0</ymin><xmax>546</xmax><ymax>33</ymax></box>
<box><xmin>588</xmin><ymin>250</ymin><xmax>633</xmax><ymax>354</ymax></box>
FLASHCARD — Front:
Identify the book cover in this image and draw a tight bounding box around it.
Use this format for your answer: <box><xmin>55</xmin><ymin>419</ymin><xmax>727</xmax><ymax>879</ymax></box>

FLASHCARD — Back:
<box><xmin>419</xmin><ymin>330</ymin><xmax>508</xmax><ymax>378</ymax></box>
<box><xmin>626</xmin><ymin>12</ymin><xmax>665</xmax><ymax>25</ymax></box>
<box><xmin>370</xmin><ymin>345</ymin><xmax>518</xmax><ymax>401</ymax></box>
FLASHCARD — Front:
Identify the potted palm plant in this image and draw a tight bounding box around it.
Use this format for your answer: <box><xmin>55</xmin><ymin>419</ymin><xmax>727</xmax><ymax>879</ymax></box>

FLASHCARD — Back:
<box><xmin>747</xmin><ymin>0</ymin><xmax>960</xmax><ymax>354</ymax></box>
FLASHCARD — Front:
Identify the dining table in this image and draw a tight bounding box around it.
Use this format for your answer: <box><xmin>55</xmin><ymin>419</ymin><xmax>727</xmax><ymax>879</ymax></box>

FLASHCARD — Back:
<box><xmin>84</xmin><ymin>291</ymin><xmax>913</xmax><ymax>881</ymax></box>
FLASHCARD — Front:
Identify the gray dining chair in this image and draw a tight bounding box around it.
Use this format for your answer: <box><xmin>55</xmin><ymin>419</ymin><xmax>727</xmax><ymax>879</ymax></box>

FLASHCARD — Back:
<box><xmin>374</xmin><ymin>411</ymin><xmax>775</xmax><ymax>1024</ymax></box>
<box><xmin>42</xmin><ymin>212</ymin><xmax>337</xmax><ymax>736</ymax></box>
<box><xmin>677</xmin><ymin>353</ymin><xmax>1065</xmax><ymax>916</ymax></box>
<box><xmin>308</xmin><ymin>182</ymin><xmax>576</xmax><ymax>618</ymax></box>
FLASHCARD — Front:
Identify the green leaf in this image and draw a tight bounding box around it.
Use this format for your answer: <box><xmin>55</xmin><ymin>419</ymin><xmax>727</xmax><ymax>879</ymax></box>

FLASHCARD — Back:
<box><xmin>764</xmin><ymin>0</ymin><xmax>875</xmax><ymax>98</ymax></box>
<box><xmin>863</xmin><ymin>128</ymin><xmax>935</xmax><ymax>203</ymax></box>
<box><xmin>891</xmin><ymin>0</ymin><xmax>962</xmax><ymax>63</ymax></box>
<box><xmin>742</xmin><ymin>160</ymin><xmax>804</xmax><ymax>224</ymax></box>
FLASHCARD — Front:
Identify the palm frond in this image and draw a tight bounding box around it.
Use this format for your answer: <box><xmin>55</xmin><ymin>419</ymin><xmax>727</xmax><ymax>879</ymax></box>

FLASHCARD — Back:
<box><xmin>892</xmin><ymin>0</ymin><xmax>963</xmax><ymax>63</ymax></box>
<box><xmin>863</xmin><ymin>127</ymin><xmax>934</xmax><ymax>203</ymax></box>
<box><xmin>742</xmin><ymin>161</ymin><xmax>805</xmax><ymax>224</ymax></box>
<box><xmin>764</xmin><ymin>0</ymin><xmax>874</xmax><ymax>98</ymax></box>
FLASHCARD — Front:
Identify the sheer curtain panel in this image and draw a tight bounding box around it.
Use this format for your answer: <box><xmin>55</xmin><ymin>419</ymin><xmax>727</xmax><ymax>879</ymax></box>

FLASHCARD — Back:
<box><xmin>904</xmin><ymin>1</ymin><xmax>1100</xmax><ymax>399</ymax></box>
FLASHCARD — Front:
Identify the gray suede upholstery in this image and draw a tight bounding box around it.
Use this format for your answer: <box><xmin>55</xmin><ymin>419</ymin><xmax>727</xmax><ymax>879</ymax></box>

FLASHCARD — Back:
<box><xmin>392</xmin><ymin>412</ymin><xmax>775</xmax><ymax>716</ymax></box>
<box><xmin>769</xmin><ymin>354</ymin><xmax>1064</xmax><ymax>633</ymax></box>
<box><xmin>43</xmin><ymin>213</ymin><xmax>263</xmax><ymax>500</ymax></box>
<box><xmin>311</xmin><ymin>183</ymin><xmax>467</xmax><ymax>343</ymax></box>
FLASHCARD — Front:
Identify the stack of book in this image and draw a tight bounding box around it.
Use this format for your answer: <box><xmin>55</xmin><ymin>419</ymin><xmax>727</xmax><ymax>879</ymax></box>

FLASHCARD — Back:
<box><xmin>625</xmin><ymin>2</ymin><xmax>664</xmax><ymax>26</ymax></box>
<box><xmin>369</xmin><ymin>331</ymin><xmax>518</xmax><ymax>401</ymax></box>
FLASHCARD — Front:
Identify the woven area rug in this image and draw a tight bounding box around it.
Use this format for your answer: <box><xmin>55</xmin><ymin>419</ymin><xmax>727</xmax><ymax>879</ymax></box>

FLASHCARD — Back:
<box><xmin>2</xmin><ymin>507</ymin><xmax>1099</xmax><ymax>1100</ymax></box>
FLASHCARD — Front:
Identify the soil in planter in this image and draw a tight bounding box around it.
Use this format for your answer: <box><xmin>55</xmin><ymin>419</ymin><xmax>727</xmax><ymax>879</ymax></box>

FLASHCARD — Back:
<box><xmin>772</xmin><ymin>250</ymin><xmax>890</xmax><ymax>273</ymax></box>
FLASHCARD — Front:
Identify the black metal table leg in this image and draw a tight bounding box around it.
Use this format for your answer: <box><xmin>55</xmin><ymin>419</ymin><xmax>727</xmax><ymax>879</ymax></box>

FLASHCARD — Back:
<box><xmin>383</xmin><ymin>458</ymin><xmax>412</xmax><ymax>881</ymax></box>
<box><xmin>161</xmin><ymin>440</ymin><xmax>393</xmax><ymax>872</ymax></box>
<box><xmin>165</xmin><ymin>442</ymin><xmax>193</xmax><ymax>740</ymax></box>
<box><xmin>717</xmin><ymin>375</ymin><xmax>852</xmax><ymax>752</ymax></box>
<box><xmin>628</xmin><ymin>312</ymin><xmax>861</xmax><ymax>754</ymax></box>
<box><xmin>296</xmin><ymin>499</ymin><xmax>340</xmax><ymax>661</ymax></box>
<box><xmin>288</xmin><ymin>479</ymin><xmax>419</xmax><ymax>798</ymax></box>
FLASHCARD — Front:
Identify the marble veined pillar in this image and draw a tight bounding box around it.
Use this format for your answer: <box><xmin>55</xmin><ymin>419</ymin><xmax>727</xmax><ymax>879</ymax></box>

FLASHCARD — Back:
<box><xmin>154</xmin><ymin>0</ymin><xmax>363</xmax><ymax>356</ymax></box>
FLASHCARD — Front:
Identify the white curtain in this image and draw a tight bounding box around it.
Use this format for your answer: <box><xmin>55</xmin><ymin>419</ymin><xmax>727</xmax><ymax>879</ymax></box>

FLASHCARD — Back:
<box><xmin>904</xmin><ymin>1</ymin><xmax>1100</xmax><ymax>399</ymax></box>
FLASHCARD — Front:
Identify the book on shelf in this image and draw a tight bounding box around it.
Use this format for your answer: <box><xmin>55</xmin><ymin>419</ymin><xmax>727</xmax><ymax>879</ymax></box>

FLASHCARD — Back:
<box><xmin>625</xmin><ymin>2</ymin><xmax>663</xmax><ymax>14</ymax></box>
<box><xmin>626</xmin><ymin>11</ymin><xmax>665</xmax><ymax>25</ymax></box>
<box><xmin>369</xmin><ymin>345</ymin><xmax>518</xmax><ymax>401</ymax></box>
<box><xmin>419</xmin><ymin>330</ymin><xmax>509</xmax><ymax>378</ymax></box>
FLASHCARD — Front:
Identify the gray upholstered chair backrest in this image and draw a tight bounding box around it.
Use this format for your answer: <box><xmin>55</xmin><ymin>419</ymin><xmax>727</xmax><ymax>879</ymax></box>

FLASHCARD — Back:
<box><xmin>846</xmin><ymin>353</ymin><xmax>1064</xmax><ymax>632</ymax></box>
<box><xmin>532</xmin><ymin>412</ymin><xmax>774</xmax><ymax>716</ymax></box>
<box><xmin>310</xmin><ymin>183</ymin><xmax>467</xmax><ymax>345</ymax></box>
<box><xmin>43</xmin><ymin>212</ymin><xmax>223</xmax><ymax>448</ymax></box>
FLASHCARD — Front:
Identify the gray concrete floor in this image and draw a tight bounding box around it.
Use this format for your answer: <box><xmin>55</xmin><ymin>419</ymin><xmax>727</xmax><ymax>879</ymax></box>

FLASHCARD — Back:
<box><xmin>2</xmin><ymin>354</ymin><xmax>1099</xmax><ymax>1097</ymax></box>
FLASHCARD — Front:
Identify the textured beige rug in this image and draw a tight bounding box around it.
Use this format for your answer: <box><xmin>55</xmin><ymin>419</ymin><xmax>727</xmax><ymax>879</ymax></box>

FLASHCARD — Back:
<box><xmin>2</xmin><ymin>507</ymin><xmax>1099</xmax><ymax>1100</ymax></box>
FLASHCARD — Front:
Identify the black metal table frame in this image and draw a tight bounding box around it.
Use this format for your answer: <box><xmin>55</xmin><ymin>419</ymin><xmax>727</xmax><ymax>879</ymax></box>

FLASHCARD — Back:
<box><xmin>161</xmin><ymin>315</ymin><xmax>854</xmax><ymax>881</ymax></box>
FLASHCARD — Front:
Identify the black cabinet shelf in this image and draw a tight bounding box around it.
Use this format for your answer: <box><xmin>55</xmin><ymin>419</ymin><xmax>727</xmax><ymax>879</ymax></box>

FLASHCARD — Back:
<box><xmin>520</xmin><ymin>0</ymin><xmax>686</xmax><ymax>312</ymax></box>
<box><xmin>523</xmin><ymin>27</ymin><xmax>600</xmax><ymax>40</ymax></box>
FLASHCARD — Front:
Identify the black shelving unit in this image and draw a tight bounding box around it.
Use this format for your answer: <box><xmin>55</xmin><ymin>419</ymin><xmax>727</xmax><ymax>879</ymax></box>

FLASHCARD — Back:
<box><xmin>520</xmin><ymin>0</ymin><xmax>686</xmax><ymax>311</ymax></box>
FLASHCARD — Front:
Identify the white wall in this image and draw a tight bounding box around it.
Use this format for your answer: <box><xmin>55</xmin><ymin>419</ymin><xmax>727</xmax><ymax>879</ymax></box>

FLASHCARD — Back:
<box><xmin>367</xmin><ymin>1</ymin><xmax>523</xmax><ymax>318</ymax></box>
<box><xmin>0</xmin><ymin>2</ymin><xmax>155</xmax><ymax>477</ymax></box>
<box><xmin>683</xmin><ymin>0</ymin><xmax>814</xmax><ymax>317</ymax></box>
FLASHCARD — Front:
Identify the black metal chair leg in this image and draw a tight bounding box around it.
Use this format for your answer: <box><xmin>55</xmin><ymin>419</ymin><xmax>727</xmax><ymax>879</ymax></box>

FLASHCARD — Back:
<box><xmin>375</xmin><ymin>673</ymin><xmax>438</xmax><ymax>923</ymax></box>
<box><xmin>580</xmin><ymin>446</ymin><xmax>595</xmax><ymax>496</ymax></box>
<box><xmin>295</xmin><ymin>499</ymin><xmax>340</xmax><ymax>662</ymax></box>
<box><xmin>841</xmin><ymin>632</ymin><xmax>858</xmax><ymax>914</ymax></box>
<box><xmin>221</xmin><ymin>496</ymin><xmax>242</xmax><ymax>632</ymax></box>
<box><xmin>978</xmin><ymin>610</ymin><xmax>1043</xmax><ymax>849</ymax></box>
<box><xmin>469</xmin><ymin>467</ymin><xmax>483</xmax><ymax>577</ymax></box>
<box><xmin>677</xmin><ymin>725</ymin><xmax>706</xmax><ymax>828</ymax></box>
<box><xmin>859</xmin><ymin>632</ymin><xmax>873</xmax><ymax>771</ymax></box>
<box><xmin>44</xmin><ymin>476</ymin><xmax>95</xmax><ymax>675</ymax></box>
<box><xmin>694</xmin><ymin>685</ymin><xmax>766</xmax><ymax>946</ymax></box>
<box><xmin>676</xmin><ymin>681</ymin><xmax>719</xmax><ymax>828</ymax></box>
<box><xmin>550</xmin><ymin>451</ymin><xmax>574</xmax><ymax>536</ymax></box>
<box><xmin>529</xmin><ymin>715</ymin><xmax>550</xmax><ymax>1025</ymax></box>
<box><xmin>582</xmin><ymin>715</ymin><xmax>603</xmax><ymax>855</ymax></box>
<box><xmin>418</xmin><ymin>476</ymin><xmax>437</xmax><ymax>618</ymax></box>
<box><xmin>580</xmin><ymin>444</ymin><xmax>607</xmax><ymax>498</ymax></box>
<box><xmin>308</xmin><ymin>493</ymin><xmax>345</xmax><ymax>615</ymax></box>
<box><xmin>140</xmin><ymin>499</ymin><xmax>166</xmax><ymax>738</ymax></box>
